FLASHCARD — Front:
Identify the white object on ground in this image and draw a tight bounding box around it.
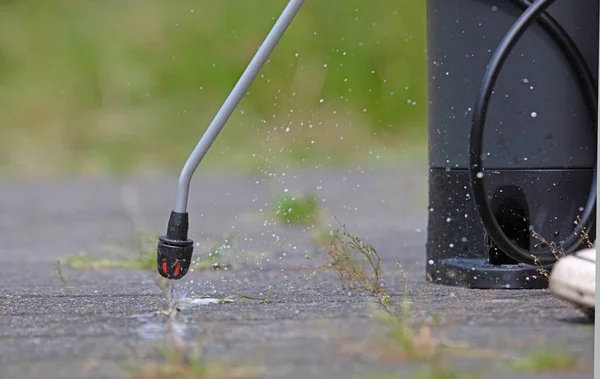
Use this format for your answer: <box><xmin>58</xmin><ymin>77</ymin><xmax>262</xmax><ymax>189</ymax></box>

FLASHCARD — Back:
<box><xmin>549</xmin><ymin>248</ymin><xmax>596</xmax><ymax>310</ymax></box>
<box><xmin>177</xmin><ymin>298</ymin><xmax>234</xmax><ymax>309</ymax></box>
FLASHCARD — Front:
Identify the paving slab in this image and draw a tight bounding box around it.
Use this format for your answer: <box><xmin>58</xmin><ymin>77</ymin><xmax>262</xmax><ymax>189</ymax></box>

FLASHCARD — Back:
<box><xmin>0</xmin><ymin>164</ymin><xmax>593</xmax><ymax>379</ymax></box>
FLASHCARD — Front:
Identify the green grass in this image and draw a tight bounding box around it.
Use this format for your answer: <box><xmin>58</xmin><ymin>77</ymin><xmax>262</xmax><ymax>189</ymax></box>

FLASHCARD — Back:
<box><xmin>372</xmin><ymin>308</ymin><xmax>442</xmax><ymax>362</ymax></box>
<box><xmin>60</xmin><ymin>233</ymin><xmax>234</xmax><ymax>272</ymax></box>
<box><xmin>366</xmin><ymin>366</ymin><xmax>480</xmax><ymax>379</ymax></box>
<box><xmin>0</xmin><ymin>0</ymin><xmax>427</xmax><ymax>176</ymax></box>
<box><xmin>273</xmin><ymin>193</ymin><xmax>319</xmax><ymax>226</ymax></box>
<box><xmin>510</xmin><ymin>349</ymin><xmax>579</xmax><ymax>373</ymax></box>
<box><xmin>128</xmin><ymin>346</ymin><xmax>256</xmax><ymax>379</ymax></box>
<box><xmin>63</xmin><ymin>252</ymin><xmax>154</xmax><ymax>270</ymax></box>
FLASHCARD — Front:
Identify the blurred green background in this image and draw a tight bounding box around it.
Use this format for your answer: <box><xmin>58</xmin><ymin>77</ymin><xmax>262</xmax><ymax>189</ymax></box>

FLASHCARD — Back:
<box><xmin>0</xmin><ymin>0</ymin><xmax>427</xmax><ymax>177</ymax></box>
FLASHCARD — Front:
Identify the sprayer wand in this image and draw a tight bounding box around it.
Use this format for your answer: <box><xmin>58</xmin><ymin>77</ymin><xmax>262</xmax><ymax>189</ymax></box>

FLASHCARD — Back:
<box><xmin>157</xmin><ymin>0</ymin><xmax>305</xmax><ymax>280</ymax></box>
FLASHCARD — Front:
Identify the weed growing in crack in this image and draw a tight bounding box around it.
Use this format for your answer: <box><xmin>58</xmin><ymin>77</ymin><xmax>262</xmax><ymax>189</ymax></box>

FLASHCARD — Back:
<box><xmin>320</xmin><ymin>223</ymin><xmax>457</xmax><ymax>363</ymax></box>
<box><xmin>372</xmin><ymin>308</ymin><xmax>449</xmax><ymax>362</ymax></box>
<box><xmin>368</xmin><ymin>275</ymin><xmax>453</xmax><ymax>363</ymax></box>
<box><xmin>319</xmin><ymin>219</ymin><xmax>395</xmax><ymax>308</ymax></box>
<box><xmin>531</xmin><ymin>218</ymin><xmax>595</xmax><ymax>280</ymax></box>
<box><xmin>379</xmin><ymin>292</ymin><xmax>391</xmax><ymax>307</ymax></box>
<box><xmin>325</xmin><ymin>221</ymin><xmax>383</xmax><ymax>295</ymax></box>
<box><xmin>530</xmin><ymin>230</ymin><xmax>565</xmax><ymax>281</ymax></box>
<box><xmin>340</xmin><ymin>265</ymin><xmax>491</xmax><ymax>378</ymax></box>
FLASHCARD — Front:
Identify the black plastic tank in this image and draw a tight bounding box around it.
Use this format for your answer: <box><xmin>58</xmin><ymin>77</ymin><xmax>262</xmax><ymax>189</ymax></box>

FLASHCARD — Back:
<box><xmin>425</xmin><ymin>0</ymin><xmax>598</xmax><ymax>289</ymax></box>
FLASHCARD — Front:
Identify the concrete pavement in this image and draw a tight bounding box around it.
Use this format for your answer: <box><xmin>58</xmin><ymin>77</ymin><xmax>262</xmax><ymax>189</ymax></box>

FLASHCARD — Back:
<box><xmin>0</xmin><ymin>164</ymin><xmax>593</xmax><ymax>378</ymax></box>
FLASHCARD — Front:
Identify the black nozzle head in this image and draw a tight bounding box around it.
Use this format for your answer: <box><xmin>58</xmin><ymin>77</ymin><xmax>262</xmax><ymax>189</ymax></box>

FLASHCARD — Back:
<box><xmin>157</xmin><ymin>236</ymin><xmax>194</xmax><ymax>280</ymax></box>
<box><xmin>157</xmin><ymin>211</ymin><xmax>194</xmax><ymax>280</ymax></box>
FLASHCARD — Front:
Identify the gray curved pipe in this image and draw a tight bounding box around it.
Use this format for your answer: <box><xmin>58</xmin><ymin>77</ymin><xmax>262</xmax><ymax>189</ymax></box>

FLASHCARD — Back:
<box><xmin>174</xmin><ymin>0</ymin><xmax>305</xmax><ymax>213</ymax></box>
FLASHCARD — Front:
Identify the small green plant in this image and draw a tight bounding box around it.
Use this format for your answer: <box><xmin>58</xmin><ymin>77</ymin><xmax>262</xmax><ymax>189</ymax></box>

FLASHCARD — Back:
<box><xmin>362</xmin><ymin>275</ymin><xmax>476</xmax><ymax>364</ymax></box>
<box><xmin>373</xmin><ymin>307</ymin><xmax>441</xmax><ymax>362</ymax></box>
<box><xmin>366</xmin><ymin>306</ymin><xmax>480</xmax><ymax>366</ymax></box>
<box><xmin>238</xmin><ymin>295</ymin><xmax>271</xmax><ymax>304</ymax></box>
<box><xmin>379</xmin><ymin>293</ymin><xmax>392</xmax><ymax>307</ymax></box>
<box><xmin>61</xmin><ymin>232</ymin><xmax>159</xmax><ymax>270</ymax></box>
<box><xmin>129</xmin><ymin>346</ymin><xmax>255</xmax><ymax>379</ymax></box>
<box><xmin>273</xmin><ymin>193</ymin><xmax>319</xmax><ymax>226</ymax></box>
<box><xmin>365</xmin><ymin>366</ymin><xmax>480</xmax><ymax>379</ymax></box>
<box><xmin>60</xmin><ymin>233</ymin><xmax>234</xmax><ymax>272</ymax></box>
<box><xmin>510</xmin><ymin>349</ymin><xmax>578</xmax><ymax>373</ymax></box>
<box><xmin>63</xmin><ymin>252</ymin><xmax>154</xmax><ymax>270</ymax></box>
<box><xmin>325</xmin><ymin>221</ymin><xmax>382</xmax><ymax>294</ymax></box>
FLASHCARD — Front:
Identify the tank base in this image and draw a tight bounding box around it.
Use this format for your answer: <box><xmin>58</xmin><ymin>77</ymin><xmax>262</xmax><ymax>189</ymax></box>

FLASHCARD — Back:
<box><xmin>428</xmin><ymin>258</ymin><xmax>548</xmax><ymax>289</ymax></box>
<box><xmin>426</xmin><ymin>167</ymin><xmax>595</xmax><ymax>289</ymax></box>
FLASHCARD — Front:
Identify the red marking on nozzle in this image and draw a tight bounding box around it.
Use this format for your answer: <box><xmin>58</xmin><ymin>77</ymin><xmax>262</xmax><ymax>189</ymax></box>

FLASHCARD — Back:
<box><xmin>162</xmin><ymin>259</ymin><xmax>168</xmax><ymax>276</ymax></box>
<box><xmin>173</xmin><ymin>261</ymin><xmax>181</xmax><ymax>277</ymax></box>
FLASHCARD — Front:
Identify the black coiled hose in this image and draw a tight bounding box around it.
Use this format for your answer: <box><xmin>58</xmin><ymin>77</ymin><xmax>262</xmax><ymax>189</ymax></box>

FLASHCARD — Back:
<box><xmin>469</xmin><ymin>0</ymin><xmax>598</xmax><ymax>266</ymax></box>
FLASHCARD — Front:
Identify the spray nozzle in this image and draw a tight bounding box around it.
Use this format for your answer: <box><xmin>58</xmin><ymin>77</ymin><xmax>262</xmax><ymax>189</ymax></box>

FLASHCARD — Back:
<box><xmin>157</xmin><ymin>211</ymin><xmax>194</xmax><ymax>280</ymax></box>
